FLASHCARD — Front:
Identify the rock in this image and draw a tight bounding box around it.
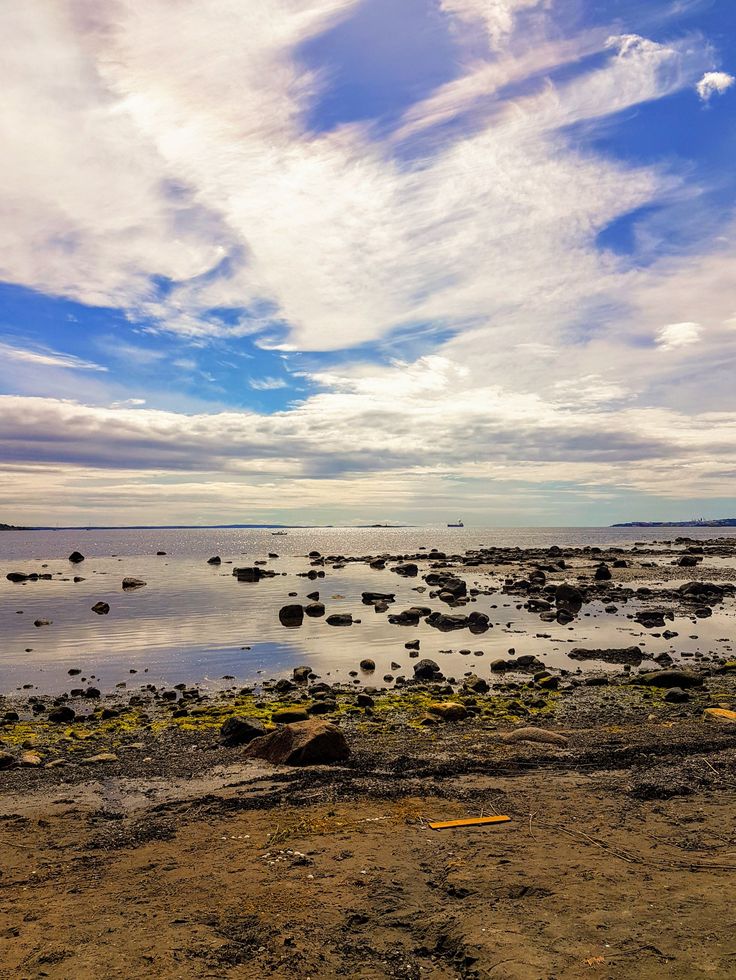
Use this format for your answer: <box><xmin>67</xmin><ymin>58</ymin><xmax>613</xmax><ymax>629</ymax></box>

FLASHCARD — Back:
<box><xmin>463</xmin><ymin>674</ymin><xmax>490</xmax><ymax>693</ymax></box>
<box><xmin>703</xmin><ymin>708</ymin><xmax>736</xmax><ymax>724</ymax></box>
<box><xmin>636</xmin><ymin>610</ymin><xmax>669</xmax><ymax>629</ymax></box>
<box><xmin>425</xmin><ymin>612</ymin><xmax>469</xmax><ymax>632</ymax></box>
<box><xmin>307</xmin><ymin>699</ymin><xmax>337</xmax><ymax>715</ymax></box>
<box><xmin>304</xmin><ymin>602</ymin><xmax>325</xmax><ymax>617</ymax></box>
<box><xmin>664</xmin><ymin>688</ymin><xmax>690</xmax><ymax>703</ymax></box>
<box><xmin>413</xmin><ymin>658</ymin><xmax>442</xmax><ymax>680</ymax></box>
<box><xmin>369</xmin><ymin>558</ymin><xmax>386</xmax><ymax>569</ymax></box>
<box><xmin>244</xmin><ymin>719</ymin><xmax>349</xmax><ymax>766</ymax></box>
<box><xmin>68</xmin><ymin>551</ymin><xmax>85</xmax><ymax>563</ymax></box>
<box><xmin>80</xmin><ymin>753</ymin><xmax>118</xmax><ymax>765</ymax></box>
<box><xmin>34</xmin><ymin>619</ymin><xmax>52</xmax><ymax>627</ymax></box>
<box><xmin>359</xmin><ymin>659</ymin><xmax>376</xmax><ymax>672</ymax></box>
<box><xmin>272</xmin><ymin>707</ymin><xmax>309</xmax><ymax>724</ymax></box>
<box><xmin>391</xmin><ymin>563</ymin><xmax>418</xmax><ymax>577</ymax></box>
<box><xmin>635</xmin><ymin>669</ymin><xmax>704</xmax><ymax>689</ymax></box>
<box><xmin>569</xmin><ymin>646</ymin><xmax>643</xmax><ymax>666</ymax></box>
<box><xmin>538</xmin><ymin>675</ymin><xmax>560</xmax><ymax>690</ymax></box>
<box><xmin>0</xmin><ymin>751</ymin><xmax>15</xmax><ymax>769</ymax></box>
<box><xmin>356</xmin><ymin>693</ymin><xmax>374</xmax><ymax>708</ymax></box>
<box><xmin>122</xmin><ymin>578</ymin><xmax>147</xmax><ymax>590</ymax></box>
<box><xmin>556</xmin><ymin>609</ymin><xmax>575</xmax><ymax>625</ymax></box>
<box><xmin>427</xmin><ymin>701</ymin><xmax>468</xmax><ymax>721</ymax></box>
<box><xmin>48</xmin><ymin>706</ymin><xmax>76</xmax><ymax>723</ymax></box>
<box><xmin>19</xmin><ymin>751</ymin><xmax>43</xmax><ymax>767</ymax></box>
<box><xmin>555</xmin><ymin>583</ymin><xmax>583</xmax><ymax>612</ymax></box>
<box><xmin>326</xmin><ymin>613</ymin><xmax>353</xmax><ymax>626</ymax></box>
<box><xmin>499</xmin><ymin>727</ymin><xmax>568</xmax><ymax>747</ymax></box>
<box><xmin>362</xmin><ymin>591</ymin><xmax>395</xmax><ymax>604</ymax></box>
<box><xmin>279</xmin><ymin>604</ymin><xmax>304</xmax><ymax>628</ymax></box>
<box><xmin>91</xmin><ymin>601</ymin><xmax>110</xmax><ymax>615</ymax></box>
<box><xmin>594</xmin><ymin>565</ymin><xmax>611</xmax><ymax>581</ymax></box>
<box><xmin>220</xmin><ymin>716</ymin><xmax>266</xmax><ymax>746</ymax></box>
<box><xmin>84</xmin><ymin>687</ymin><xmax>101</xmax><ymax>699</ymax></box>
<box><xmin>233</xmin><ymin>567</ymin><xmax>263</xmax><ymax>582</ymax></box>
<box><xmin>6</xmin><ymin>571</ymin><xmax>35</xmax><ymax>583</ymax></box>
<box><xmin>207</xmin><ymin>556</ymin><xmax>222</xmax><ymax>565</ymax></box>
<box><xmin>293</xmin><ymin>665</ymin><xmax>312</xmax><ymax>683</ymax></box>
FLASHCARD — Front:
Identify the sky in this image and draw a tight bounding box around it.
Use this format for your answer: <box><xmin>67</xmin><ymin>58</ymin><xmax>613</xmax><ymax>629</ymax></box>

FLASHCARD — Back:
<box><xmin>0</xmin><ymin>0</ymin><xmax>735</xmax><ymax>527</ymax></box>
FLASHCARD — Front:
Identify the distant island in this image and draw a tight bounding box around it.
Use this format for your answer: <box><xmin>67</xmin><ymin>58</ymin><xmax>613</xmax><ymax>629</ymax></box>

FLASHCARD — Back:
<box><xmin>612</xmin><ymin>519</ymin><xmax>736</xmax><ymax>528</ymax></box>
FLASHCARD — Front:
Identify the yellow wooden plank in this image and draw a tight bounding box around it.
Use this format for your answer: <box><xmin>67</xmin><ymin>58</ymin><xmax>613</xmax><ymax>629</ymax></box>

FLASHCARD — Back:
<box><xmin>428</xmin><ymin>815</ymin><xmax>512</xmax><ymax>830</ymax></box>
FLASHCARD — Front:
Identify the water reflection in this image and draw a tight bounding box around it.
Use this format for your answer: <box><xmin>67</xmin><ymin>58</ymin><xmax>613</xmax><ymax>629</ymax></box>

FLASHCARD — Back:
<box><xmin>1</xmin><ymin>548</ymin><xmax>734</xmax><ymax>694</ymax></box>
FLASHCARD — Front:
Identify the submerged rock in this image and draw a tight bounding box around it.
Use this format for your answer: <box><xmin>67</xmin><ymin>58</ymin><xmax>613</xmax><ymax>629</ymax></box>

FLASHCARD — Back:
<box><xmin>68</xmin><ymin>551</ymin><xmax>85</xmax><ymax>563</ymax></box>
<box><xmin>569</xmin><ymin>646</ymin><xmax>643</xmax><ymax>666</ymax></box>
<box><xmin>91</xmin><ymin>601</ymin><xmax>110</xmax><ymax>615</ymax></box>
<box><xmin>122</xmin><ymin>578</ymin><xmax>147</xmax><ymax>590</ymax></box>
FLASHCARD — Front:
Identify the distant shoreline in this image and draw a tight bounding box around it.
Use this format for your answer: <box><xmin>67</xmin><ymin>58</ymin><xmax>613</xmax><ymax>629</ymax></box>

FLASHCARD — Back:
<box><xmin>611</xmin><ymin>519</ymin><xmax>736</xmax><ymax>528</ymax></box>
<box><xmin>1</xmin><ymin>523</ymin><xmax>416</xmax><ymax>531</ymax></box>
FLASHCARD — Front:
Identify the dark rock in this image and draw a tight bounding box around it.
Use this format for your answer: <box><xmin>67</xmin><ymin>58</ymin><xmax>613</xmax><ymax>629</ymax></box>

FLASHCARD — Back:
<box><xmin>413</xmin><ymin>658</ymin><xmax>442</xmax><ymax>680</ymax></box>
<box><xmin>326</xmin><ymin>614</ymin><xmax>353</xmax><ymax>626</ymax></box>
<box><xmin>244</xmin><ymin>719</ymin><xmax>349</xmax><ymax>765</ymax></box>
<box><xmin>48</xmin><ymin>706</ymin><xmax>76</xmax><ymax>723</ymax></box>
<box><xmin>569</xmin><ymin>646</ymin><xmax>643</xmax><ymax>666</ymax></box>
<box><xmin>359</xmin><ymin>659</ymin><xmax>376</xmax><ymax>672</ymax></box>
<box><xmin>122</xmin><ymin>578</ymin><xmax>147</xmax><ymax>590</ymax></box>
<box><xmin>556</xmin><ymin>583</ymin><xmax>583</xmax><ymax>611</ymax></box>
<box><xmin>304</xmin><ymin>602</ymin><xmax>325</xmax><ymax>617</ymax></box>
<box><xmin>207</xmin><ymin>556</ymin><xmax>222</xmax><ymax>565</ymax></box>
<box><xmin>220</xmin><ymin>716</ymin><xmax>266</xmax><ymax>746</ymax></box>
<box><xmin>356</xmin><ymin>693</ymin><xmax>374</xmax><ymax>708</ymax></box>
<box><xmin>91</xmin><ymin>601</ymin><xmax>110</xmax><ymax>615</ymax></box>
<box><xmin>391</xmin><ymin>563</ymin><xmax>418</xmax><ymax>577</ymax></box>
<box><xmin>293</xmin><ymin>665</ymin><xmax>312</xmax><ymax>683</ymax></box>
<box><xmin>634</xmin><ymin>669</ymin><xmax>704</xmax><ymax>689</ymax></box>
<box><xmin>68</xmin><ymin>551</ymin><xmax>85</xmax><ymax>563</ymax></box>
<box><xmin>463</xmin><ymin>674</ymin><xmax>490</xmax><ymax>693</ymax></box>
<box><xmin>664</xmin><ymin>688</ymin><xmax>690</xmax><ymax>703</ymax></box>
<box><xmin>594</xmin><ymin>565</ymin><xmax>612</xmax><ymax>581</ymax></box>
<box><xmin>307</xmin><ymin>699</ymin><xmax>337</xmax><ymax>715</ymax></box>
<box><xmin>279</xmin><ymin>604</ymin><xmax>304</xmax><ymax>628</ymax></box>
<box><xmin>33</xmin><ymin>619</ymin><xmax>52</xmax><ymax>627</ymax></box>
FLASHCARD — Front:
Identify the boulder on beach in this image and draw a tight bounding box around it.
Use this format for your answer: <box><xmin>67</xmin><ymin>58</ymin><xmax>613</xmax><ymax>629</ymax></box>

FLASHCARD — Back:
<box><xmin>48</xmin><ymin>706</ymin><xmax>75</xmax><ymax>723</ymax></box>
<box><xmin>293</xmin><ymin>665</ymin><xmax>312</xmax><ymax>683</ymax></box>
<box><xmin>272</xmin><ymin>707</ymin><xmax>309</xmax><ymax>723</ymax></box>
<box><xmin>68</xmin><ymin>551</ymin><xmax>85</xmax><ymax>563</ymax></box>
<box><xmin>220</xmin><ymin>716</ymin><xmax>266</xmax><ymax>746</ymax></box>
<box><xmin>244</xmin><ymin>719</ymin><xmax>349</xmax><ymax>765</ymax></box>
<box><xmin>427</xmin><ymin>701</ymin><xmax>468</xmax><ymax>721</ymax></box>
<box><xmin>555</xmin><ymin>583</ymin><xmax>583</xmax><ymax>612</ymax></box>
<box><xmin>634</xmin><ymin>669</ymin><xmax>704</xmax><ymax>689</ymax></box>
<box><xmin>359</xmin><ymin>658</ymin><xmax>375</xmax><ymax>672</ymax></box>
<box><xmin>413</xmin><ymin>658</ymin><xmax>442</xmax><ymax>680</ymax></box>
<box><xmin>207</xmin><ymin>556</ymin><xmax>222</xmax><ymax>565</ymax></box>
<box><xmin>499</xmin><ymin>727</ymin><xmax>568</xmax><ymax>747</ymax></box>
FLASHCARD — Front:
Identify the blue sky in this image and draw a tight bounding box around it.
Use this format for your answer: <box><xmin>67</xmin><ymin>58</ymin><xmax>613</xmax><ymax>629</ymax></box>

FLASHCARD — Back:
<box><xmin>0</xmin><ymin>0</ymin><xmax>735</xmax><ymax>525</ymax></box>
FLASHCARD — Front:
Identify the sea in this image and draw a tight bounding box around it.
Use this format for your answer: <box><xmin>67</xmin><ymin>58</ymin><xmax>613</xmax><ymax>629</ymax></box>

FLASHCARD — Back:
<box><xmin>2</xmin><ymin>526</ymin><xmax>735</xmax><ymax>695</ymax></box>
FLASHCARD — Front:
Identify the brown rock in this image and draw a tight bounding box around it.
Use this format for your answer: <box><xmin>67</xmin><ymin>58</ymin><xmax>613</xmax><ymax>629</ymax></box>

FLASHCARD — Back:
<box><xmin>244</xmin><ymin>719</ymin><xmax>349</xmax><ymax>766</ymax></box>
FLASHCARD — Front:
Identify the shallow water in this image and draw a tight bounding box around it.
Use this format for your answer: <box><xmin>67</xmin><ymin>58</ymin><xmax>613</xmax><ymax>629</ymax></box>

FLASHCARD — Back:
<box><xmin>1</xmin><ymin>527</ymin><xmax>735</xmax><ymax>694</ymax></box>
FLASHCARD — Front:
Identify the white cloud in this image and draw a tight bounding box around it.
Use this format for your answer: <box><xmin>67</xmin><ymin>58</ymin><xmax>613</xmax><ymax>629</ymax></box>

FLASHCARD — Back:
<box><xmin>0</xmin><ymin>2</ymin><xmax>734</xmax><ymax>521</ymax></box>
<box><xmin>696</xmin><ymin>71</ymin><xmax>735</xmax><ymax>101</ymax></box>
<box><xmin>0</xmin><ymin>341</ymin><xmax>107</xmax><ymax>372</ymax></box>
<box><xmin>656</xmin><ymin>321</ymin><xmax>702</xmax><ymax>350</ymax></box>
<box><xmin>249</xmin><ymin>376</ymin><xmax>288</xmax><ymax>390</ymax></box>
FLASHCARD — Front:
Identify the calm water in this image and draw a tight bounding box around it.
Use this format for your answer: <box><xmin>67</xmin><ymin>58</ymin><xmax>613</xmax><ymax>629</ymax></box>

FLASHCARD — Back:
<box><xmin>1</xmin><ymin>527</ymin><xmax>735</xmax><ymax>694</ymax></box>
